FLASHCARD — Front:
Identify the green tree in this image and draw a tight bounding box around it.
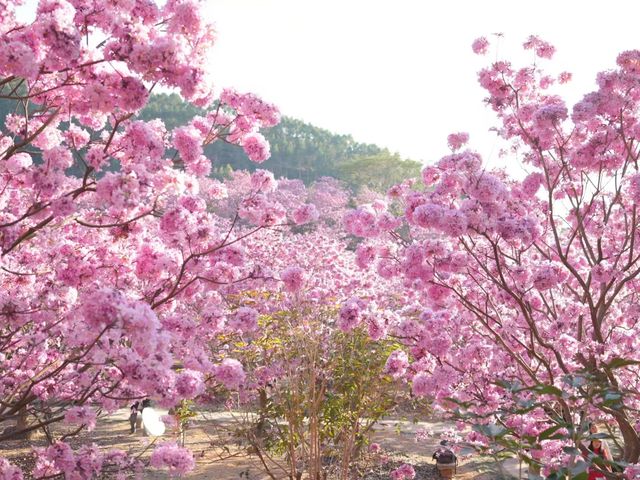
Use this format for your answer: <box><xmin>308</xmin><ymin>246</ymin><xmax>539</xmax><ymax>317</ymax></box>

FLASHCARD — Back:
<box><xmin>337</xmin><ymin>152</ymin><xmax>422</xmax><ymax>192</ymax></box>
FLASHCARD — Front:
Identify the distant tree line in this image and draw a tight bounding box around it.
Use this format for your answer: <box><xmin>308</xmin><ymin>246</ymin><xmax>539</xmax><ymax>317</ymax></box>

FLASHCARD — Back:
<box><xmin>140</xmin><ymin>93</ymin><xmax>422</xmax><ymax>191</ymax></box>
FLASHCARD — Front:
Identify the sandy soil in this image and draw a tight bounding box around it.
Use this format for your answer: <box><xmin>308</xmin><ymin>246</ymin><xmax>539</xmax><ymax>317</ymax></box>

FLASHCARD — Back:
<box><xmin>0</xmin><ymin>409</ymin><xmax>524</xmax><ymax>479</ymax></box>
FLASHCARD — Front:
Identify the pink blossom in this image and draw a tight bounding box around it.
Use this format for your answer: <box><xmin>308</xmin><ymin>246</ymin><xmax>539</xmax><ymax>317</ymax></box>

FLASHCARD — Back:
<box><xmin>42</xmin><ymin>147</ymin><xmax>73</xmax><ymax>171</ymax></box>
<box><xmin>385</xmin><ymin>350</ymin><xmax>409</xmax><ymax>379</ymax></box>
<box><xmin>64</xmin><ymin>406</ymin><xmax>97</xmax><ymax>431</ymax></box>
<box><xmin>412</xmin><ymin>203</ymin><xmax>444</xmax><ymax>229</ymax></box>
<box><xmin>168</xmin><ymin>1</ymin><xmax>203</xmax><ymax>35</ymax></box>
<box><xmin>5</xmin><ymin>152</ymin><xmax>32</xmax><ymax>174</ymax></box>
<box><xmin>239</xmin><ymin>194</ymin><xmax>286</xmax><ymax>226</ymax></box>
<box><xmin>468</xmin><ymin>173</ymin><xmax>506</xmax><ymax>203</ymax></box>
<box><xmin>40</xmin><ymin>442</ymin><xmax>75</xmax><ymax>476</ymax></box>
<box><xmin>412</xmin><ymin>372</ymin><xmax>430</xmax><ymax>396</ymax></box>
<box><xmin>250</xmin><ymin>169</ymin><xmax>277</xmax><ymax>192</ymax></box>
<box><xmin>534</xmin><ymin>103</ymin><xmax>568</xmax><ymax>127</ymax></box>
<box><xmin>150</xmin><ymin>442</ymin><xmax>195</xmax><ymax>477</ymax></box>
<box><xmin>447</xmin><ymin>132</ymin><xmax>469</xmax><ymax>151</ymax></box>
<box><xmin>337</xmin><ymin>298</ymin><xmax>364</xmax><ymax>332</ymax></box>
<box><xmin>523</xmin><ymin>35</ymin><xmax>556</xmax><ymax>59</ymax></box>
<box><xmin>242</xmin><ymin>133</ymin><xmax>271</xmax><ymax>163</ymax></box>
<box><xmin>627</xmin><ymin>173</ymin><xmax>640</xmax><ymax>203</ymax></box>
<box><xmin>558</xmin><ymin>71</ymin><xmax>572</xmax><ymax>84</ymax></box>
<box><xmin>214</xmin><ymin>358</ymin><xmax>246</xmax><ymax>390</ymax></box>
<box><xmin>439</xmin><ymin>209</ymin><xmax>468</xmax><ymax>236</ymax></box>
<box><xmin>471</xmin><ymin>37</ymin><xmax>489</xmax><ymax>55</ymax></box>
<box><xmin>280</xmin><ymin>266</ymin><xmax>305</xmax><ymax>293</ymax></box>
<box><xmin>521</xmin><ymin>172</ymin><xmax>544</xmax><ymax>196</ymax></box>
<box><xmin>85</xmin><ymin>146</ymin><xmax>106</xmax><ymax>170</ymax></box>
<box><xmin>617</xmin><ymin>50</ymin><xmax>640</xmax><ymax>73</ymax></box>
<box><xmin>344</xmin><ymin>206</ymin><xmax>381</xmax><ymax>238</ymax></box>
<box><xmin>173</xmin><ymin>125</ymin><xmax>203</xmax><ymax>165</ymax></box>
<box><xmin>175</xmin><ymin>369</ymin><xmax>205</xmax><ymax>399</ymax></box>
<box><xmin>367</xmin><ymin>316</ymin><xmax>388</xmax><ymax>341</ymax></box>
<box><xmin>64</xmin><ymin>125</ymin><xmax>90</xmax><ymax>149</ymax></box>
<box><xmin>377</xmin><ymin>258</ymin><xmax>399</xmax><ymax>279</ymax></box>
<box><xmin>228</xmin><ymin>307</ymin><xmax>259</xmax><ymax>333</ymax></box>
<box><xmin>625</xmin><ymin>464</ymin><xmax>640</xmax><ymax>479</ymax></box>
<box><xmin>377</xmin><ymin>211</ymin><xmax>402</xmax><ymax>231</ymax></box>
<box><xmin>421</xmin><ymin>166</ymin><xmax>439</xmax><ymax>185</ymax></box>
<box><xmin>292</xmin><ymin>203</ymin><xmax>319</xmax><ymax>224</ymax></box>
<box><xmin>591</xmin><ymin>264</ymin><xmax>615</xmax><ymax>284</ymax></box>
<box><xmin>0</xmin><ymin>41</ymin><xmax>38</xmax><ymax>80</ymax></box>
<box><xmin>0</xmin><ymin>458</ymin><xmax>23</xmax><ymax>480</ymax></box>
<box><xmin>355</xmin><ymin>244</ymin><xmax>377</xmax><ymax>269</ymax></box>
<box><xmin>532</xmin><ymin>264</ymin><xmax>565</xmax><ymax>290</ymax></box>
<box><xmin>390</xmin><ymin>463</ymin><xmax>416</xmax><ymax>480</ymax></box>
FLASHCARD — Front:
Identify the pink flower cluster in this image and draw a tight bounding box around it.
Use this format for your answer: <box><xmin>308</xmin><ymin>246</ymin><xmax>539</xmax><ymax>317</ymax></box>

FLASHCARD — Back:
<box><xmin>390</xmin><ymin>463</ymin><xmax>416</xmax><ymax>480</ymax></box>
<box><xmin>337</xmin><ymin>297</ymin><xmax>365</xmax><ymax>332</ymax></box>
<box><xmin>532</xmin><ymin>264</ymin><xmax>566</xmax><ymax>291</ymax></box>
<box><xmin>344</xmin><ymin>204</ymin><xmax>401</xmax><ymax>238</ymax></box>
<box><xmin>242</xmin><ymin>134</ymin><xmax>271</xmax><ymax>163</ymax></box>
<box><xmin>213</xmin><ymin>358</ymin><xmax>246</xmax><ymax>390</ymax></box>
<box><xmin>471</xmin><ymin>37</ymin><xmax>489</xmax><ymax>55</ymax></box>
<box><xmin>150</xmin><ymin>442</ymin><xmax>195</xmax><ymax>477</ymax></box>
<box><xmin>292</xmin><ymin>203</ymin><xmax>320</xmax><ymax>225</ymax></box>
<box><xmin>523</xmin><ymin>35</ymin><xmax>556</xmax><ymax>59</ymax></box>
<box><xmin>64</xmin><ymin>406</ymin><xmax>97</xmax><ymax>431</ymax></box>
<box><xmin>228</xmin><ymin>307</ymin><xmax>259</xmax><ymax>333</ymax></box>
<box><xmin>355</xmin><ymin>244</ymin><xmax>378</xmax><ymax>269</ymax></box>
<box><xmin>175</xmin><ymin>370</ymin><xmax>205</xmax><ymax>399</ymax></box>
<box><xmin>220</xmin><ymin>89</ymin><xmax>280</xmax><ymax>128</ymax></box>
<box><xmin>626</xmin><ymin>464</ymin><xmax>640</xmax><ymax>479</ymax></box>
<box><xmin>250</xmin><ymin>169</ymin><xmax>278</xmax><ymax>192</ymax></box>
<box><xmin>33</xmin><ymin>442</ymin><xmax>103</xmax><ymax>479</ymax></box>
<box><xmin>384</xmin><ymin>350</ymin><xmax>409</xmax><ymax>379</ymax></box>
<box><xmin>239</xmin><ymin>194</ymin><xmax>287</xmax><ymax>226</ymax></box>
<box><xmin>280</xmin><ymin>266</ymin><xmax>306</xmax><ymax>293</ymax></box>
<box><xmin>521</xmin><ymin>172</ymin><xmax>544</xmax><ymax>197</ymax></box>
<box><xmin>447</xmin><ymin>132</ymin><xmax>470</xmax><ymax>151</ymax></box>
<box><xmin>0</xmin><ymin>458</ymin><xmax>22</xmax><ymax>480</ymax></box>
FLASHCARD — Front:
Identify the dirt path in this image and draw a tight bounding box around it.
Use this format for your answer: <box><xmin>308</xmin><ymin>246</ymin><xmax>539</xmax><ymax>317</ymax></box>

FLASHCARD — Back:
<box><xmin>0</xmin><ymin>409</ymin><xmax>525</xmax><ymax>479</ymax></box>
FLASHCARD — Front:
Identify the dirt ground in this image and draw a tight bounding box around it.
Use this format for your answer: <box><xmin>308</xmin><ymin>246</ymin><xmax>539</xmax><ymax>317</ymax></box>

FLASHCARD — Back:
<box><xmin>0</xmin><ymin>409</ymin><xmax>524</xmax><ymax>479</ymax></box>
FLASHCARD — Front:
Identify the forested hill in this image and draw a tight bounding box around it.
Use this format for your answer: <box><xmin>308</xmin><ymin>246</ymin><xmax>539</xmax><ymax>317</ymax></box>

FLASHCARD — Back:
<box><xmin>140</xmin><ymin>93</ymin><xmax>422</xmax><ymax>190</ymax></box>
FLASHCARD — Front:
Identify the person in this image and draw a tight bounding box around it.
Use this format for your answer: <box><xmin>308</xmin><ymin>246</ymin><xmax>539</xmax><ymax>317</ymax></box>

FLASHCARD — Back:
<box><xmin>433</xmin><ymin>440</ymin><xmax>457</xmax><ymax>479</ymax></box>
<box><xmin>586</xmin><ymin>423</ymin><xmax>612</xmax><ymax>480</ymax></box>
<box><xmin>129</xmin><ymin>401</ymin><xmax>140</xmax><ymax>434</ymax></box>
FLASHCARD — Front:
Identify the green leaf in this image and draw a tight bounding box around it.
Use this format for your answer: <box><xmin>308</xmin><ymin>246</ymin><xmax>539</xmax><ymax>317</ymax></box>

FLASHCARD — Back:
<box><xmin>562</xmin><ymin>446</ymin><xmax>582</xmax><ymax>455</ymax></box>
<box><xmin>605</xmin><ymin>357</ymin><xmax>640</xmax><ymax>369</ymax></box>
<box><xmin>472</xmin><ymin>423</ymin><xmax>508</xmax><ymax>438</ymax></box>
<box><xmin>531</xmin><ymin>384</ymin><xmax>563</xmax><ymax>396</ymax></box>
<box><xmin>537</xmin><ymin>424</ymin><xmax>567</xmax><ymax>441</ymax></box>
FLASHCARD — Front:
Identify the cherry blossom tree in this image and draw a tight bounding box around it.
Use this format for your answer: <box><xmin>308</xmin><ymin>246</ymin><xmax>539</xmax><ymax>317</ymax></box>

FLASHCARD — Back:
<box><xmin>0</xmin><ymin>0</ymin><xmax>337</xmax><ymax>477</ymax></box>
<box><xmin>212</xmin><ymin>220</ymin><xmax>407</xmax><ymax>480</ymax></box>
<box><xmin>348</xmin><ymin>36</ymin><xmax>640</xmax><ymax>477</ymax></box>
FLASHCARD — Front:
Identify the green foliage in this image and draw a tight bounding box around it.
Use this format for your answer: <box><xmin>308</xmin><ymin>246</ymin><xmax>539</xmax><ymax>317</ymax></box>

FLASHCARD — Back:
<box><xmin>228</xmin><ymin>304</ymin><xmax>407</xmax><ymax>479</ymax></box>
<box><xmin>319</xmin><ymin>329</ymin><xmax>399</xmax><ymax>452</ymax></box>
<box><xmin>174</xmin><ymin>399</ymin><xmax>198</xmax><ymax>427</ymax></box>
<box><xmin>336</xmin><ymin>153</ymin><xmax>422</xmax><ymax>191</ymax></box>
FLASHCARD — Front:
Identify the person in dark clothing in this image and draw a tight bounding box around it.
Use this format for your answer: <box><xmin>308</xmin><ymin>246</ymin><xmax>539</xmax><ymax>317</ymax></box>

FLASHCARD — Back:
<box><xmin>129</xmin><ymin>401</ymin><xmax>140</xmax><ymax>434</ymax></box>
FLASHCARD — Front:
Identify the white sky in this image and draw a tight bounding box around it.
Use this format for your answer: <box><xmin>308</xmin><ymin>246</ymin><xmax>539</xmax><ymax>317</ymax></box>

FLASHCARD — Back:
<box><xmin>205</xmin><ymin>0</ymin><xmax>640</xmax><ymax>171</ymax></box>
<box><xmin>16</xmin><ymin>0</ymin><xmax>640</xmax><ymax>171</ymax></box>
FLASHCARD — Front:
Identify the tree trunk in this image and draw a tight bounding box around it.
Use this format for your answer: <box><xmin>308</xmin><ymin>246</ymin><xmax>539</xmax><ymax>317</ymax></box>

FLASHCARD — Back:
<box><xmin>15</xmin><ymin>406</ymin><xmax>33</xmax><ymax>440</ymax></box>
